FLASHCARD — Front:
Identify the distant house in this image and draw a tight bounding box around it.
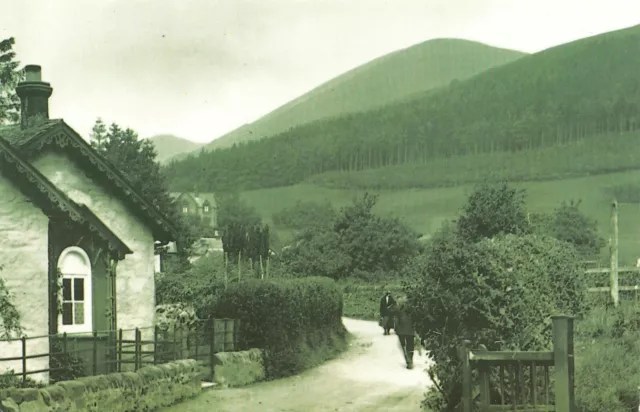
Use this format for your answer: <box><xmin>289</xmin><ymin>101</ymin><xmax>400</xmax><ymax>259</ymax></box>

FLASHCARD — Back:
<box><xmin>169</xmin><ymin>192</ymin><xmax>218</xmax><ymax>229</ymax></box>
<box><xmin>0</xmin><ymin>65</ymin><xmax>178</xmax><ymax>382</ymax></box>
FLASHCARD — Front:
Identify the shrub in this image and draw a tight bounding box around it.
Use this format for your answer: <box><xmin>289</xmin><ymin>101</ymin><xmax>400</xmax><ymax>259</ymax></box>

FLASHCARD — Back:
<box><xmin>213</xmin><ymin>277</ymin><xmax>347</xmax><ymax>378</ymax></box>
<box><xmin>0</xmin><ymin>370</ymin><xmax>42</xmax><ymax>389</ymax></box>
<box><xmin>49</xmin><ymin>339</ymin><xmax>86</xmax><ymax>383</ymax></box>
<box><xmin>404</xmin><ymin>230</ymin><xmax>587</xmax><ymax>410</ymax></box>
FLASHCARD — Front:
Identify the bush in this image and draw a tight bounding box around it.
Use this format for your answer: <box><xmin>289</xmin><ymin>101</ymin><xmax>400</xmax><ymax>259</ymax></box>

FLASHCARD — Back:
<box><xmin>49</xmin><ymin>339</ymin><xmax>86</xmax><ymax>383</ymax></box>
<box><xmin>404</xmin><ymin>230</ymin><xmax>588</xmax><ymax>410</ymax></box>
<box><xmin>213</xmin><ymin>277</ymin><xmax>347</xmax><ymax>378</ymax></box>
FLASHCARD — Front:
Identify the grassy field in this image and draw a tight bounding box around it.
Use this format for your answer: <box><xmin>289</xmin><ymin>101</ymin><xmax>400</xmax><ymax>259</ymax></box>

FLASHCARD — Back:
<box><xmin>242</xmin><ymin>169</ymin><xmax>640</xmax><ymax>265</ymax></box>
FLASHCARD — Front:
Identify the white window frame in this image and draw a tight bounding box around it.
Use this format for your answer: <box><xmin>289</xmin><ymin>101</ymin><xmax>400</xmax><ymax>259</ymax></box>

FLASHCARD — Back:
<box><xmin>57</xmin><ymin>246</ymin><xmax>93</xmax><ymax>334</ymax></box>
<box><xmin>182</xmin><ymin>206</ymin><xmax>189</xmax><ymax>213</ymax></box>
<box><xmin>203</xmin><ymin>205</ymin><xmax>210</xmax><ymax>213</ymax></box>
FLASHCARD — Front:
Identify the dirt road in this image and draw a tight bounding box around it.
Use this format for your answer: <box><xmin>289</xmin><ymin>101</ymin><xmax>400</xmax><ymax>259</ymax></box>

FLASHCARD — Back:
<box><xmin>164</xmin><ymin>318</ymin><xmax>433</xmax><ymax>411</ymax></box>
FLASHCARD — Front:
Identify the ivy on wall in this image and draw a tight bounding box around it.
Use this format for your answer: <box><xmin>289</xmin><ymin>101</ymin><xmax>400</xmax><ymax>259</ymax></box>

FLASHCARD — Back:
<box><xmin>0</xmin><ymin>265</ymin><xmax>23</xmax><ymax>339</ymax></box>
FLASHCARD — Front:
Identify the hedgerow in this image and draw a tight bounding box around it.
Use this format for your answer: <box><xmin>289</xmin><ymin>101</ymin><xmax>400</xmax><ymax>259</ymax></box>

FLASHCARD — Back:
<box><xmin>404</xmin><ymin>229</ymin><xmax>588</xmax><ymax>410</ymax></box>
<box><xmin>213</xmin><ymin>277</ymin><xmax>347</xmax><ymax>378</ymax></box>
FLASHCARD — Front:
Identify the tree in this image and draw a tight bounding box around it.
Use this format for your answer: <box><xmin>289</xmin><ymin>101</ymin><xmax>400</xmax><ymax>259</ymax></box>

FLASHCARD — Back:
<box><xmin>89</xmin><ymin>118</ymin><xmax>196</xmax><ymax>258</ymax></box>
<box><xmin>456</xmin><ymin>181</ymin><xmax>531</xmax><ymax>242</ymax></box>
<box><xmin>281</xmin><ymin>192</ymin><xmax>422</xmax><ymax>279</ymax></box>
<box><xmin>532</xmin><ymin>200</ymin><xmax>606</xmax><ymax>258</ymax></box>
<box><xmin>0</xmin><ymin>37</ymin><xmax>24</xmax><ymax>125</ymax></box>
<box><xmin>216</xmin><ymin>191</ymin><xmax>270</xmax><ymax>265</ymax></box>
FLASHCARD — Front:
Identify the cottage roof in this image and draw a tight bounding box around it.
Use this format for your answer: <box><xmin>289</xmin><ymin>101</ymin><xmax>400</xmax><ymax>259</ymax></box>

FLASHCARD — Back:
<box><xmin>0</xmin><ymin>120</ymin><xmax>179</xmax><ymax>243</ymax></box>
<box><xmin>0</xmin><ymin>135</ymin><xmax>133</xmax><ymax>258</ymax></box>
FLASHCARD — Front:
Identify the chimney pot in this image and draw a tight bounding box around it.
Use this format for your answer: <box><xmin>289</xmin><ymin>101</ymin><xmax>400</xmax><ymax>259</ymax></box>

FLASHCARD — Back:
<box><xmin>24</xmin><ymin>65</ymin><xmax>42</xmax><ymax>82</ymax></box>
<box><xmin>16</xmin><ymin>64</ymin><xmax>53</xmax><ymax>129</ymax></box>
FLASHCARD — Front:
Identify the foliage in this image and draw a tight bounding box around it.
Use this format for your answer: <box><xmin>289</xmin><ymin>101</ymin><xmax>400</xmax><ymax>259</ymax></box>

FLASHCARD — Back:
<box><xmin>49</xmin><ymin>339</ymin><xmax>86</xmax><ymax>383</ymax></box>
<box><xmin>403</xmin><ymin>229</ymin><xmax>587</xmax><ymax>410</ymax></box>
<box><xmin>89</xmin><ymin>119</ymin><xmax>197</xmax><ymax>258</ymax></box>
<box><xmin>165</xmin><ymin>25</ymin><xmax>640</xmax><ymax>192</ymax></box>
<box><xmin>0</xmin><ymin>265</ymin><xmax>23</xmax><ymax>339</ymax></box>
<box><xmin>272</xmin><ymin>199</ymin><xmax>337</xmax><ymax>230</ymax></box>
<box><xmin>455</xmin><ymin>181</ymin><xmax>530</xmax><ymax>242</ymax></box>
<box><xmin>0</xmin><ymin>37</ymin><xmax>24</xmax><ymax>125</ymax></box>
<box><xmin>155</xmin><ymin>254</ymin><xmax>227</xmax><ymax>319</ymax></box>
<box><xmin>214</xmin><ymin>277</ymin><xmax>346</xmax><ymax>379</ymax></box>
<box><xmin>155</xmin><ymin>303</ymin><xmax>199</xmax><ymax>332</ymax></box>
<box><xmin>0</xmin><ymin>370</ymin><xmax>42</xmax><ymax>389</ymax></box>
<box><xmin>280</xmin><ymin>193</ymin><xmax>422</xmax><ymax>279</ymax></box>
<box><xmin>533</xmin><ymin>200</ymin><xmax>606</xmax><ymax>258</ymax></box>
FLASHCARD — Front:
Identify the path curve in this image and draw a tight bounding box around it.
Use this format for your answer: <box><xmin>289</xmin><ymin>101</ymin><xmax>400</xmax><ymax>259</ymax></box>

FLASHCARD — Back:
<box><xmin>164</xmin><ymin>318</ymin><xmax>433</xmax><ymax>411</ymax></box>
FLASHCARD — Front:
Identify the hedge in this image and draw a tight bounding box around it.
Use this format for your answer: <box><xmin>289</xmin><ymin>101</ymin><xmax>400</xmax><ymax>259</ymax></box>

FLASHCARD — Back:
<box><xmin>0</xmin><ymin>359</ymin><xmax>201</xmax><ymax>411</ymax></box>
<box><xmin>214</xmin><ymin>276</ymin><xmax>347</xmax><ymax>378</ymax></box>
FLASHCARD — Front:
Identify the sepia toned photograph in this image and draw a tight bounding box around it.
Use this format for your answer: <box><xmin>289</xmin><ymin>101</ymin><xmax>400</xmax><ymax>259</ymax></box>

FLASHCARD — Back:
<box><xmin>1</xmin><ymin>1</ymin><xmax>640</xmax><ymax>410</ymax></box>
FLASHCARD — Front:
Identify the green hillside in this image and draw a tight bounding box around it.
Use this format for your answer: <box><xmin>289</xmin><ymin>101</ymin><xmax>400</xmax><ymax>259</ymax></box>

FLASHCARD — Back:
<box><xmin>241</xmin><ymin>170</ymin><xmax>640</xmax><ymax>266</ymax></box>
<box><xmin>164</xmin><ymin>24</ymin><xmax>640</xmax><ymax>193</ymax></box>
<box><xmin>204</xmin><ymin>38</ymin><xmax>526</xmax><ymax>150</ymax></box>
<box><xmin>148</xmin><ymin>134</ymin><xmax>204</xmax><ymax>164</ymax></box>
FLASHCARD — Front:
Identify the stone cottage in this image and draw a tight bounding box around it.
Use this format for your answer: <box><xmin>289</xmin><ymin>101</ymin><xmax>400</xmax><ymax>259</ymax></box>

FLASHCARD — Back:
<box><xmin>0</xmin><ymin>65</ymin><xmax>178</xmax><ymax>381</ymax></box>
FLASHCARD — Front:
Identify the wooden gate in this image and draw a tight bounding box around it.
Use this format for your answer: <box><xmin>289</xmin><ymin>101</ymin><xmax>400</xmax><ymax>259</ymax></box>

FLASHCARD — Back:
<box><xmin>459</xmin><ymin>315</ymin><xmax>574</xmax><ymax>412</ymax></box>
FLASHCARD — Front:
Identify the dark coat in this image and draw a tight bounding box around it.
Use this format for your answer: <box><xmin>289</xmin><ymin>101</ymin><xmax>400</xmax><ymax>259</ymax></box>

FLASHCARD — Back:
<box><xmin>390</xmin><ymin>303</ymin><xmax>414</xmax><ymax>336</ymax></box>
<box><xmin>379</xmin><ymin>294</ymin><xmax>396</xmax><ymax>316</ymax></box>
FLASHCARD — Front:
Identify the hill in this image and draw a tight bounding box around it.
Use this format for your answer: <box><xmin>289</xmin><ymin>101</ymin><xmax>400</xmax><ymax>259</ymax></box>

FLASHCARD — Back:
<box><xmin>147</xmin><ymin>134</ymin><xmax>204</xmax><ymax>164</ymax></box>
<box><xmin>163</xmin><ymin>24</ymin><xmax>640</xmax><ymax>193</ymax></box>
<box><xmin>204</xmin><ymin>38</ymin><xmax>526</xmax><ymax>150</ymax></box>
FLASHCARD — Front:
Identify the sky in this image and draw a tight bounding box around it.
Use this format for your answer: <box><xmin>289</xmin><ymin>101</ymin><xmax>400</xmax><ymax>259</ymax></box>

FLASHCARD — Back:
<box><xmin>2</xmin><ymin>1</ymin><xmax>640</xmax><ymax>143</ymax></box>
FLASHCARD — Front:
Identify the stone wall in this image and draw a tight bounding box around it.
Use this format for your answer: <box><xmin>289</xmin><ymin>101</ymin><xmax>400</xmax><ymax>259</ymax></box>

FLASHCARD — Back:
<box><xmin>0</xmin><ymin>359</ymin><xmax>201</xmax><ymax>411</ymax></box>
<box><xmin>212</xmin><ymin>348</ymin><xmax>266</xmax><ymax>387</ymax></box>
<box><xmin>33</xmin><ymin>152</ymin><xmax>156</xmax><ymax>336</ymax></box>
<box><xmin>0</xmin><ymin>174</ymin><xmax>50</xmax><ymax>382</ymax></box>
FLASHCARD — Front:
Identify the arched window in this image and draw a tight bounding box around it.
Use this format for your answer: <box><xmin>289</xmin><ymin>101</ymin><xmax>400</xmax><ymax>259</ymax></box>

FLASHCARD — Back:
<box><xmin>57</xmin><ymin>247</ymin><xmax>93</xmax><ymax>334</ymax></box>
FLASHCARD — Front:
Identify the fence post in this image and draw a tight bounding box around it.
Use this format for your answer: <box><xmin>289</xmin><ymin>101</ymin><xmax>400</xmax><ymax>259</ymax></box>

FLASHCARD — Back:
<box><xmin>459</xmin><ymin>340</ymin><xmax>472</xmax><ymax>412</ymax></box>
<box><xmin>117</xmin><ymin>329</ymin><xmax>122</xmax><ymax>373</ymax></box>
<box><xmin>209</xmin><ymin>319</ymin><xmax>215</xmax><ymax>381</ymax></box>
<box><xmin>21</xmin><ymin>336</ymin><xmax>27</xmax><ymax>384</ymax></box>
<box><xmin>552</xmin><ymin>315</ymin><xmax>575</xmax><ymax>412</ymax></box>
<box><xmin>92</xmin><ymin>330</ymin><xmax>98</xmax><ymax>376</ymax></box>
<box><xmin>610</xmin><ymin>200</ymin><xmax>620</xmax><ymax>307</ymax></box>
<box><xmin>134</xmin><ymin>328</ymin><xmax>141</xmax><ymax>371</ymax></box>
<box><xmin>153</xmin><ymin>326</ymin><xmax>158</xmax><ymax>365</ymax></box>
<box><xmin>476</xmin><ymin>344</ymin><xmax>490</xmax><ymax>411</ymax></box>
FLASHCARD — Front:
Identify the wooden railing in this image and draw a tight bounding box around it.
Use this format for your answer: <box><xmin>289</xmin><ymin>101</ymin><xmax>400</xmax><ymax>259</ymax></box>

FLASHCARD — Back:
<box><xmin>459</xmin><ymin>315</ymin><xmax>574</xmax><ymax>412</ymax></box>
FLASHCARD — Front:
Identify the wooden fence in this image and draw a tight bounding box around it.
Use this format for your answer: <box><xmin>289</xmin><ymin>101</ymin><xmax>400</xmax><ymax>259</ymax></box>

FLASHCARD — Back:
<box><xmin>0</xmin><ymin>318</ymin><xmax>241</xmax><ymax>384</ymax></box>
<box><xmin>459</xmin><ymin>315</ymin><xmax>574</xmax><ymax>412</ymax></box>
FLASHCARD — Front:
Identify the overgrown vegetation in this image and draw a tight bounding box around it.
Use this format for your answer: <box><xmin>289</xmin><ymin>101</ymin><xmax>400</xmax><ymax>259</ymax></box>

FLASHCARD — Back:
<box><xmin>213</xmin><ymin>277</ymin><xmax>347</xmax><ymax>379</ymax></box>
<box><xmin>0</xmin><ymin>265</ymin><xmax>23</xmax><ymax>339</ymax></box>
<box><xmin>399</xmin><ymin>182</ymin><xmax>606</xmax><ymax>411</ymax></box>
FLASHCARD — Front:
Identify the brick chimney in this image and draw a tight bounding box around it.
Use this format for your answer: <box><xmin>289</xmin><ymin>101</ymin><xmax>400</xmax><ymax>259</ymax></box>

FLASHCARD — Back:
<box><xmin>15</xmin><ymin>65</ymin><xmax>53</xmax><ymax>129</ymax></box>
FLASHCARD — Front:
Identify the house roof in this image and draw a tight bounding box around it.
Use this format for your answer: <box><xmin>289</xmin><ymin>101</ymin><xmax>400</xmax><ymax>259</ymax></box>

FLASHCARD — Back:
<box><xmin>0</xmin><ymin>135</ymin><xmax>133</xmax><ymax>258</ymax></box>
<box><xmin>1</xmin><ymin>120</ymin><xmax>179</xmax><ymax>242</ymax></box>
<box><xmin>172</xmin><ymin>192</ymin><xmax>216</xmax><ymax>208</ymax></box>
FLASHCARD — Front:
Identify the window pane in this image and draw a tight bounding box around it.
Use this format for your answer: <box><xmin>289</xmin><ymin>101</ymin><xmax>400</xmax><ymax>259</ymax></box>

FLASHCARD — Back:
<box><xmin>73</xmin><ymin>278</ymin><xmax>84</xmax><ymax>301</ymax></box>
<box><xmin>62</xmin><ymin>302</ymin><xmax>73</xmax><ymax>325</ymax></box>
<box><xmin>62</xmin><ymin>279</ymin><xmax>72</xmax><ymax>301</ymax></box>
<box><xmin>74</xmin><ymin>302</ymin><xmax>85</xmax><ymax>325</ymax></box>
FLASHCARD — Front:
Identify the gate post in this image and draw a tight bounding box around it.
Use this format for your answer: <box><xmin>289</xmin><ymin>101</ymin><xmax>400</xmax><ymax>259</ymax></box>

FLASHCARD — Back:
<box><xmin>552</xmin><ymin>315</ymin><xmax>575</xmax><ymax>412</ymax></box>
<box><xmin>459</xmin><ymin>340</ymin><xmax>473</xmax><ymax>412</ymax></box>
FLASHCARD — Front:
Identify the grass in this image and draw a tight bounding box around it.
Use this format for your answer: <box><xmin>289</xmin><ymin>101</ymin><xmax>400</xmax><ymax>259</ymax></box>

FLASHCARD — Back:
<box><xmin>242</xmin><ymin>169</ymin><xmax>640</xmax><ymax>265</ymax></box>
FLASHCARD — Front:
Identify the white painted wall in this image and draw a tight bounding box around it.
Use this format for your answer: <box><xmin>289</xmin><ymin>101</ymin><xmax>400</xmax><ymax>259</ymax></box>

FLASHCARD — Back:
<box><xmin>32</xmin><ymin>152</ymin><xmax>156</xmax><ymax>340</ymax></box>
<box><xmin>0</xmin><ymin>174</ymin><xmax>50</xmax><ymax>382</ymax></box>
